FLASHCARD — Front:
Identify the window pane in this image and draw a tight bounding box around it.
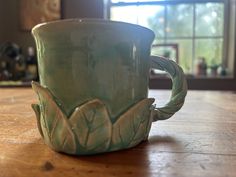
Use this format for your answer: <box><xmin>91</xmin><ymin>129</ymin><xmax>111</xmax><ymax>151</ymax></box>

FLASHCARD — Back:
<box><xmin>151</xmin><ymin>40</ymin><xmax>165</xmax><ymax>74</ymax></box>
<box><xmin>166</xmin><ymin>4</ymin><xmax>193</xmax><ymax>37</ymax></box>
<box><xmin>110</xmin><ymin>6</ymin><xmax>138</xmax><ymax>24</ymax></box>
<box><xmin>111</xmin><ymin>0</ymin><xmax>167</xmax><ymax>2</ymax></box>
<box><xmin>166</xmin><ymin>39</ymin><xmax>193</xmax><ymax>73</ymax></box>
<box><xmin>152</xmin><ymin>45</ymin><xmax>178</xmax><ymax>62</ymax></box>
<box><xmin>111</xmin><ymin>5</ymin><xmax>165</xmax><ymax>38</ymax></box>
<box><xmin>195</xmin><ymin>3</ymin><xmax>224</xmax><ymax>36</ymax></box>
<box><xmin>151</xmin><ymin>40</ymin><xmax>165</xmax><ymax>55</ymax></box>
<box><xmin>140</xmin><ymin>5</ymin><xmax>165</xmax><ymax>38</ymax></box>
<box><xmin>111</xmin><ymin>0</ymin><xmax>140</xmax><ymax>3</ymax></box>
<box><xmin>195</xmin><ymin>39</ymin><xmax>223</xmax><ymax>67</ymax></box>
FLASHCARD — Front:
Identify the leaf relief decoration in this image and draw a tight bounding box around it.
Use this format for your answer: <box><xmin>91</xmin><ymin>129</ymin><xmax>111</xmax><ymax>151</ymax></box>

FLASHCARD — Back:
<box><xmin>69</xmin><ymin>99</ymin><xmax>112</xmax><ymax>154</ymax></box>
<box><xmin>32</xmin><ymin>81</ymin><xmax>155</xmax><ymax>155</ymax></box>
<box><xmin>110</xmin><ymin>98</ymin><xmax>155</xmax><ymax>151</ymax></box>
<box><xmin>32</xmin><ymin>82</ymin><xmax>77</xmax><ymax>154</ymax></box>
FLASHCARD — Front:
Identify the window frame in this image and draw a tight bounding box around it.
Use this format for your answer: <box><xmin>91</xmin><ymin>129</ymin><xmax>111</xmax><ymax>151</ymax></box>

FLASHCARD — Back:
<box><xmin>106</xmin><ymin>0</ymin><xmax>236</xmax><ymax>90</ymax></box>
<box><xmin>108</xmin><ymin>0</ymin><xmax>228</xmax><ymax>73</ymax></box>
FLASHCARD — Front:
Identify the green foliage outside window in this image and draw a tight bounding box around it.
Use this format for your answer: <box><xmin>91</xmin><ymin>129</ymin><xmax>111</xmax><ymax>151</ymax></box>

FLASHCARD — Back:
<box><xmin>110</xmin><ymin>1</ymin><xmax>225</xmax><ymax>74</ymax></box>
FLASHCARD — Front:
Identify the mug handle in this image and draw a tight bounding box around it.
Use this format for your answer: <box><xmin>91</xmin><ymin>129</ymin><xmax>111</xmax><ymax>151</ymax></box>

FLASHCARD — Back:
<box><xmin>150</xmin><ymin>56</ymin><xmax>187</xmax><ymax>121</ymax></box>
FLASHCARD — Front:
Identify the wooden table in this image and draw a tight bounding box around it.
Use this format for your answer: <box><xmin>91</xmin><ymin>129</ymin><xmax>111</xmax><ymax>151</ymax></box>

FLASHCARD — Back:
<box><xmin>0</xmin><ymin>88</ymin><xmax>236</xmax><ymax>177</ymax></box>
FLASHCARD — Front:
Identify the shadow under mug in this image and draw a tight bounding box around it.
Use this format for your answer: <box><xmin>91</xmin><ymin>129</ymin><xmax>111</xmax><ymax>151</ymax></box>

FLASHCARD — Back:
<box><xmin>31</xmin><ymin>19</ymin><xmax>187</xmax><ymax>155</ymax></box>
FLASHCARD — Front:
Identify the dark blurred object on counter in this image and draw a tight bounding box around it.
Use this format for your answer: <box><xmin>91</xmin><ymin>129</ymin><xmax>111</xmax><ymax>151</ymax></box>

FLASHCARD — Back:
<box><xmin>195</xmin><ymin>57</ymin><xmax>207</xmax><ymax>76</ymax></box>
<box><xmin>0</xmin><ymin>42</ymin><xmax>38</xmax><ymax>83</ymax></box>
<box><xmin>25</xmin><ymin>46</ymin><xmax>38</xmax><ymax>81</ymax></box>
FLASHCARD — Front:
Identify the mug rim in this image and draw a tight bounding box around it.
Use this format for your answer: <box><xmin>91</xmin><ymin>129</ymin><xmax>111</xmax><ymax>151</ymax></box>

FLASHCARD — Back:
<box><xmin>32</xmin><ymin>18</ymin><xmax>155</xmax><ymax>39</ymax></box>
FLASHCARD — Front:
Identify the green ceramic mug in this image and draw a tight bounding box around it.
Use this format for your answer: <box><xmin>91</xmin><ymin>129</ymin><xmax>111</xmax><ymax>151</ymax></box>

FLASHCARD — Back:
<box><xmin>31</xmin><ymin>19</ymin><xmax>187</xmax><ymax>155</ymax></box>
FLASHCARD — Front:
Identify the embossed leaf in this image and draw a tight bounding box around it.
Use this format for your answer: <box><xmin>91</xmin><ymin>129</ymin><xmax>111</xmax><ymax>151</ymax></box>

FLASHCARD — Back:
<box><xmin>32</xmin><ymin>82</ymin><xmax>77</xmax><ymax>154</ymax></box>
<box><xmin>69</xmin><ymin>99</ymin><xmax>112</xmax><ymax>154</ymax></box>
<box><xmin>110</xmin><ymin>98</ymin><xmax>155</xmax><ymax>151</ymax></box>
<box><xmin>32</xmin><ymin>82</ymin><xmax>155</xmax><ymax>155</ymax></box>
<box><xmin>31</xmin><ymin>104</ymin><xmax>44</xmax><ymax>137</ymax></box>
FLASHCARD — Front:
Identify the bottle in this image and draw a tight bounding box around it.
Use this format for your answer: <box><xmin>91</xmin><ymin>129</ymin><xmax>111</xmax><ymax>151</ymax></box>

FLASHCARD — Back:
<box><xmin>13</xmin><ymin>53</ymin><xmax>26</xmax><ymax>80</ymax></box>
<box><xmin>195</xmin><ymin>57</ymin><xmax>207</xmax><ymax>76</ymax></box>
<box><xmin>25</xmin><ymin>47</ymin><xmax>38</xmax><ymax>81</ymax></box>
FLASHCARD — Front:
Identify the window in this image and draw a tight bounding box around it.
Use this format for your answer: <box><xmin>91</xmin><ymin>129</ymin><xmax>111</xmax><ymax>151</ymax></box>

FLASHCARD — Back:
<box><xmin>107</xmin><ymin>0</ymin><xmax>234</xmax><ymax>78</ymax></box>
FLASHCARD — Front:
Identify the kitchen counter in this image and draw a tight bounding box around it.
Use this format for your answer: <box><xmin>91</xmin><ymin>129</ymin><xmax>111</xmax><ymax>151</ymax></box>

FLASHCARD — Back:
<box><xmin>0</xmin><ymin>88</ymin><xmax>236</xmax><ymax>177</ymax></box>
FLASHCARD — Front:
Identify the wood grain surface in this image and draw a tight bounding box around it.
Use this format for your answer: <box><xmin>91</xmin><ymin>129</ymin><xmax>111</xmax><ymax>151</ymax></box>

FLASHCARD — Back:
<box><xmin>0</xmin><ymin>88</ymin><xmax>236</xmax><ymax>177</ymax></box>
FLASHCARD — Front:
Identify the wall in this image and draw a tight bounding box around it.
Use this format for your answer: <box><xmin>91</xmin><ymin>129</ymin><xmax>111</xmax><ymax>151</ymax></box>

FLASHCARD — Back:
<box><xmin>0</xmin><ymin>2</ymin><xmax>3</xmax><ymax>41</ymax></box>
<box><xmin>62</xmin><ymin>0</ymin><xmax>104</xmax><ymax>19</ymax></box>
<box><xmin>0</xmin><ymin>0</ymin><xmax>35</xmax><ymax>52</ymax></box>
<box><xmin>0</xmin><ymin>0</ymin><xmax>104</xmax><ymax>53</ymax></box>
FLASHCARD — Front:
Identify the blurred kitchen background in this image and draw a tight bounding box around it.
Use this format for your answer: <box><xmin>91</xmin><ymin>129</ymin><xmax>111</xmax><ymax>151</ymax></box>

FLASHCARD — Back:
<box><xmin>0</xmin><ymin>0</ymin><xmax>235</xmax><ymax>90</ymax></box>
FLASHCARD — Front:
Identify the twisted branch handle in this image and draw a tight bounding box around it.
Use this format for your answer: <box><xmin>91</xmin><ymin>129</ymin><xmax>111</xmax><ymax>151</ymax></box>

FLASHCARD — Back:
<box><xmin>150</xmin><ymin>56</ymin><xmax>187</xmax><ymax>121</ymax></box>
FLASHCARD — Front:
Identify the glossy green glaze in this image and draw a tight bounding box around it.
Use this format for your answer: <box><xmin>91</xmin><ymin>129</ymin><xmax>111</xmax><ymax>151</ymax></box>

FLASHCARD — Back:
<box><xmin>32</xmin><ymin>19</ymin><xmax>155</xmax><ymax>122</ymax></box>
<box><xmin>32</xmin><ymin>19</ymin><xmax>187</xmax><ymax>155</ymax></box>
<box><xmin>32</xmin><ymin>82</ymin><xmax>154</xmax><ymax>155</ymax></box>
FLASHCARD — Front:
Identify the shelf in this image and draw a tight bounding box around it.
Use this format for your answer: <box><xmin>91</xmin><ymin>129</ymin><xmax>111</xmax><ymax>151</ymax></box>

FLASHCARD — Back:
<box><xmin>0</xmin><ymin>81</ymin><xmax>31</xmax><ymax>87</ymax></box>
